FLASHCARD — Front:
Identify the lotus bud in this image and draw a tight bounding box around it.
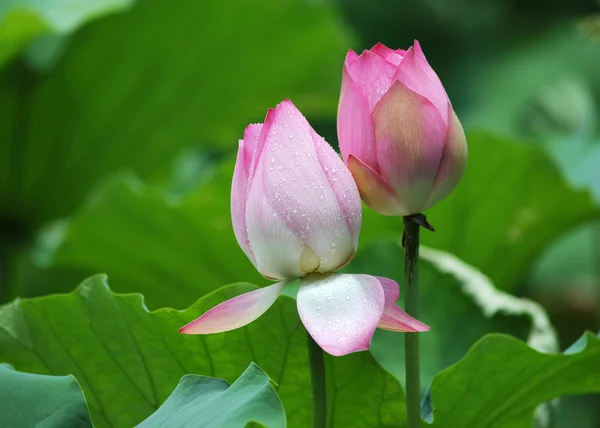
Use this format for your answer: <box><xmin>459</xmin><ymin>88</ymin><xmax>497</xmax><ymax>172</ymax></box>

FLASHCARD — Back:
<box><xmin>232</xmin><ymin>99</ymin><xmax>362</xmax><ymax>280</ymax></box>
<box><xmin>337</xmin><ymin>41</ymin><xmax>468</xmax><ymax>215</ymax></box>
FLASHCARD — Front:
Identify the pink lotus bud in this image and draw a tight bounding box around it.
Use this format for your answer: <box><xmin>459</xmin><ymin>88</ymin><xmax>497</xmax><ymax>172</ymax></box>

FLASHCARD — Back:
<box><xmin>337</xmin><ymin>41</ymin><xmax>468</xmax><ymax>216</ymax></box>
<box><xmin>231</xmin><ymin>99</ymin><xmax>362</xmax><ymax>281</ymax></box>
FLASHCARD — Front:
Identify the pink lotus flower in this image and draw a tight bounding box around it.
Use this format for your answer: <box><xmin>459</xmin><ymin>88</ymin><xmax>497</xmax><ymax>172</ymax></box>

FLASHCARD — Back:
<box><xmin>180</xmin><ymin>100</ymin><xmax>429</xmax><ymax>356</ymax></box>
<box><xmin>231</xmin><ymin>99</ymin><xmax>362</xmax><ymax>281</ymax></box>
<box><xmin>337</xmin><ymin>41</ymin><xmax>468</xmax><ymax>216</ymax></box>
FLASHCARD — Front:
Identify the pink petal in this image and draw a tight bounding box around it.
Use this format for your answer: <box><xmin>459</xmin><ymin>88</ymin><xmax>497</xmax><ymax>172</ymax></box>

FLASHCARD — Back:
<box><xmin>243</xmin><ymin>124</ymin><xmax>262</xmax><ymax>176</ymax></box>
<box><xmin>311</xmin><ymin>128</ymin><xmax>362</xmax><ymax>248</ymax></box>
<box><xmin>344</xmin><ymin>49</ymin><xmax>359</xmax><ymax>68</ymax></box>
<box><xmin>253</xmin><ymin>100</ymin><xmax>356</xmax><ymax>274</ymax></box>
<box><xmin>376</xmin><ymin>276</ymin><xmax>399</xmax><ymax>302</ymax></box>
<box><xmin>245</xmin><ymin>154</ymin><xmax>307</xmax><ymax>279</ymax></box>
<box><xmin>297</xmin><ymin>273</ymin><xmax>385</xmax><ymax>356</ymax></box>
<box><xmin>347</xmin><ymin>154</ymin><xmax>405</xmax><ymax>216</ymax></box>
<box><xmin>179</xmin><ymin>281</ymin><xmax>286</xmax><ymax>334</ymax></box>
<box><xmin>372</xmin><ymin>80</ymin><xmax>446</xmax><ymax>214</ymax></box>
<box><xmin>346</xmin><ymin>50</ymin><xmax>397</xmax><ymax>111</ymax></box>
<box><xmin>394</xmin><ymin>40</ymin><xmax>449</xmax><ymax>125</ymax></box>
<box><xmin>370</xmin><ymin>42</ymin><xmax>405</xmax><ymax>66</ymax></box>
<box><xmin>231</xmin><ymin>140</ymin><xmax>256</xmax><ymax>265</ymax></box>
<box><xmin>337</xmin><ymin>64</ymin><xmax>378</xmax><ymax>170</ymax></box>
<box><xmin>249</xmin><ymin>107</ymin><xmax>278</xmax><ymax>180</ymax></box>
<box><xmin>425</xmin><ymin>105</ymin><xmax>468</xmax><ymax>210</ymax></box>
<box><xmin>377</xmin><ymin>299</ymin><xmax>430</xmax><ymax>332</ymax></box>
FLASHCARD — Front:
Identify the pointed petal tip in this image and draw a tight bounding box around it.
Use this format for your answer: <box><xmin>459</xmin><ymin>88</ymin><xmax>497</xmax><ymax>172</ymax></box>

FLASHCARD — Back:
<box><xmin>263</xmin><ymin>106</ymin><xmax>278</xmax><ymax>125</ymax></box>
<box><xmin>178</xmin><ymin>324</ymin><xmax>198</xmax><ymax>334</ymax></box>
<box><xmin>244</xmin><ymin>123</ymin><xmax>263</xmax><ymax>133</ymax></box>
<box><xmin>345</xmin><ymin>49</ymin><xmax>358</xmax><ymax>60</ymax></box>
<box><xmin>272</xmin><ymin>98</ymin><xmax>303</xmax><ymax>120</ymax></box>
<box><xmin>413</xmin><ymin>40</ymin><xmax>425</xmax><ymax>57</ymax></box>
<box><xmin>178</xmin><ymin>282</ymin><xmax>286</xmax><ymax>335</ymax></box>
<box><xmin>378</xmin><ymin>299</ymin><xmax>431</xmax><ymax>333</ymax></box>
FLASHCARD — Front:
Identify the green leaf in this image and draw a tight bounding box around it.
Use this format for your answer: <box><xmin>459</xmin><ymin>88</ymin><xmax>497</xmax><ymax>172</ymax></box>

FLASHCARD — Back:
<box><xmin>464</xmin><ymin>25</ymin><xmax>600</xmax><ymax>141</ymax></box>
<box><xmin>345</xmin><ymin>240</ymin><xmax>555</xmax><ymax>389</ymax></box>
<box><xmin>0</xmin><ymin>363</ymin><xmax>93</xmax><ymax>427</ymax></box>
<box><xmin>138</xmin><ymin>363</ymin><xmax>285</xmax><ymax>428</ymax></box>
<box><xmin>529</xmin><ymin>221</ymin><xmax>600</xmax><ymax>292</ymax></box>
<box><xmin>361</xmin><ymin>131</ymin><xmax>600</xmax><ymax>292</ymax></box>
<box><xmin>23</xmin><ymin>170</ymin><xmax>264</xmax><ymax>309</ymax></box>
<box><xmin>0</xmin><ymin>275</ymin><xmax>405</xmax><ymax>428</ymax></box>
<box><xmin>462</xmin><ymin>23</ymin><xmax>600</xmax><ymax>206</ymax></box>
<box><xmin>0</xmin><ymin>0</ymin><xmax>133</xmax><ymax>68</ymax></box>
<box><xmin>0</xmin><ymin>0</ymin><xmax>351</xmax><ymax>228</ymax></box>
<box><xmin>426</xmin><ymin>332</ymin><xmax>600</xmax><ymax>427</ymax></box>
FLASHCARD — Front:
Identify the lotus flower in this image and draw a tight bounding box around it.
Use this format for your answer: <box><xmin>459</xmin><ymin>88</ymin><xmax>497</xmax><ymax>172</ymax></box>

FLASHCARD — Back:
<box><xmin>230</xmin><ymin>99</ymin><xmax>362</xmax><ymax>280</ymax></box>
<box><xmin>337</xmin><ymin>41</ymin><xmax>468</xmax><ymax>216</ymax></box>
<box><xmin>180</xmin><ymin>100</ymin><xmax>429</xmax><ymax>356</ymax></box>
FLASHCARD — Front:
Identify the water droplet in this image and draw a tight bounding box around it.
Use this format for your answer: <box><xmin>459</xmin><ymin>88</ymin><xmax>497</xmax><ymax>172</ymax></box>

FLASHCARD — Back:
<box><xmin>317</xmin><ymin>305</ymin><xmax>322</xmax><ymax>310</ymax></box>
<box><xmin>331</xmin><ymin>243</ymin><xmax>337</xmax><ymax>249</ymax></box>
<box><xmin>345</xmin><ymin>320</ymin><xmax>352</xmax><ymax>326</ymax></box>
<box><xmin>336</xmin><ymin>336</ymin><xmax>346</xmax><ymax>343</ymax></box>
<box><xmin>271</xmin><ymin>157</ymin><xmax>275</xmax><ymax>163</ymax></box>
<box><xmin>345</xmin><ymin>295</ymin><xmax>350</xmax><ymax>300</ymax></box>
<box><xmin>289</xmin><ymin>134</ymin><xmax>294</xmax><ymax>139</ymax></box>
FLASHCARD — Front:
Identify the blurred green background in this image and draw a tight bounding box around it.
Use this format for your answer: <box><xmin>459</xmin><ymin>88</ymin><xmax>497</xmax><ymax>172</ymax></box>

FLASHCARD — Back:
<box><xmin>1</xmin><ymin>0</ymin><xmax>600</xmax><ymax>426</ymax></box>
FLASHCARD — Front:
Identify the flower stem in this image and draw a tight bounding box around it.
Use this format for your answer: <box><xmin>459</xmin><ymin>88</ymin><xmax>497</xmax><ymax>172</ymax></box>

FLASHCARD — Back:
<box><xmin>403</xmin><ymin>215</ymin><xmax>422</xmax><ymax>428</ymax></box>
<box><xmin>307</xmin><ymin>332</ymin><xmax>327</xmax><ymax>428</ymax></box>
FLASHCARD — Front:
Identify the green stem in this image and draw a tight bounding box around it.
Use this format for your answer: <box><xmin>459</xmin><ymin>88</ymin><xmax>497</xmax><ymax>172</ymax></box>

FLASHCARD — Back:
<box><xmin>307</xmin><ymin>332</ymin><xmax>327</xmax><ymax>428</ymax></box>
<box><xmin>403</xmin><ymin>216</ymin><xmax>421</xmax><ymax>428</ymax></box>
